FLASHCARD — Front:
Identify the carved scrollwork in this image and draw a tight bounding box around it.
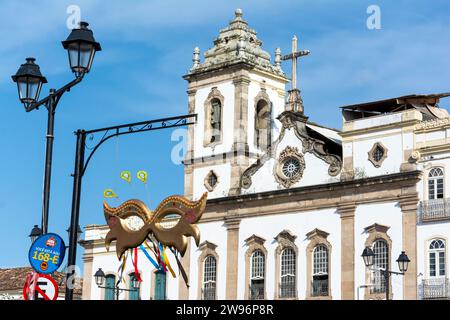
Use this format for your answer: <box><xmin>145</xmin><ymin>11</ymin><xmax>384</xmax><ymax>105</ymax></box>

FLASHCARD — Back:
<box><xmin>275</xmin><ymin>146</ymin><xmax>305</xmax><ymax>188</ymax></box>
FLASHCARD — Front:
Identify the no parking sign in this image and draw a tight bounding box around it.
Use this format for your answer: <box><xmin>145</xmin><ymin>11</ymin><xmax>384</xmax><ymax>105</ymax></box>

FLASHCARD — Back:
<box><xmin>23</xmin><ymin>273</ymin><xmax>59</xmax><ymax>300</ymax></box>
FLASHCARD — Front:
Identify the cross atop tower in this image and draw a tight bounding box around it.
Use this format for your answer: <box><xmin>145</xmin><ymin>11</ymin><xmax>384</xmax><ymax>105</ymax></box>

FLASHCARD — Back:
<box><xmin>281</xmin><ymin>35</ymin><xmax>310</xmax><ymax>90</ymax></box>
<box><xmin>280</xmin><ymin>35</ymin><xmax>310</xmax><ymax>114</ymax></box>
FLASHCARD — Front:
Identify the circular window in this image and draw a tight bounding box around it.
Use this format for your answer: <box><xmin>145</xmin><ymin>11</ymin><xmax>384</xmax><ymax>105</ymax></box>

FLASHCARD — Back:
<box><xmin>282</xmin><ymin>157</ymin><xmax>301</xmax><ymax>178</ymax></box>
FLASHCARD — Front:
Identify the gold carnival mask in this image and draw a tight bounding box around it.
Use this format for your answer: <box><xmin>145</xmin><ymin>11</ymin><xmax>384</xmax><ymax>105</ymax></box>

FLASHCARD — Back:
<box><xmin>103</xmin><ymin>193</ymin><xmax>207</xmax><ymax>259</ymax></box>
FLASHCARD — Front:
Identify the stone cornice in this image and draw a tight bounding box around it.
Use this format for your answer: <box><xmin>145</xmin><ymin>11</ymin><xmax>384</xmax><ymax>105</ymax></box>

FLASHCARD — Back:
<box><xmin>215</xmin><ymin>170</ymin><xmax>421</xmax><ymax>205</ymax></box>
<box><xmin>340</xmin><ymin>119</ymin><xmax>421</xmax><ymax>138</ymax></box>
<box><xmin>415</xmin><ymin>117</ymin><xmax>450</xmax><ymax>132</ymax></box>
<box><xmin>274</xmin><ymin>229</ymin><xmax>297</xmax><ymax>243</ymax></box>
<box><xmin>364</xmin><ymin>223</ymin><xmax>390</xmax><ymax>234</ymax></box>
<box><xmin>198</xmin><ymin>240</ymin><xmax>218</xmax><ymax>251</ymax></box>
<box><xmin>306</xmin><ymin>228</ymin><xmax>329</xmax><ymax>240</ymax></box>
<box><xmin>199</xmin><ymin>170</ymin><xmax>422</xmax><ymax>223</ymax></box>
<box><xmin>244</xmin><ymin>234</ymin><xmax>266</xmax><ymax>246</ymax></box>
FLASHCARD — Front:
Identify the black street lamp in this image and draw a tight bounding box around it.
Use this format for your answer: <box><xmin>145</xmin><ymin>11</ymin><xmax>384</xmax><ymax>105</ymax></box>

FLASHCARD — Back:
<box><xmin>11</xmin><ymin>58</ymin><xmax>47</xmax><ymax>110</ymax></box>
<box><xmin>29</xmin><ymin>225</ymin><xmax>43</xmax><ymax>243</ymax></box>
<box><xmin>93</xmin><ymin>268</ymin><xmax>140</xmax><ymax>300</ymax></box>
<box><xmin>11</xmin><ymin>21</ymin><xmax>101</xmax><ymax>235</ymax></box>
<box><xmin>62</xmin><ymin>22</ymin><xmax>101</xmax><ymax>78</ymax></box>
<box><xmin>361</xmin><ymin>247</ymin><xmax>411</xmax><ymax>300</ymax></box>
<box><xmin>397</xmin><ymin>251</ymin><xmax>410</xmax><ymax>273</ymax></box>
<box><xmin>361</xmin><ymin>246</ymin><xmax>375</xmax><ymax>268</ymax></box>
<box><xmin>94</xmin><ymin>268</ymin><xmax>106</xmax><ymax>286</ymax></box>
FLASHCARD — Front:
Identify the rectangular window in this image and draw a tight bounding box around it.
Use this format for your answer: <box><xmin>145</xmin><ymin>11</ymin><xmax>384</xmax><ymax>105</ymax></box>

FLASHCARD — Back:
<box><xmin>430</xmin><ymin>252</ymin><xmax>436</xmax><ymax>277</ymax></box>
<box><xmin>429</xmin><ymin>180</ymin><xmax>436</xmax><ymax>200</ymax></box>
<box><xmin>439</xmin><ymin>252</ymin><xmax>446</xmax><ymax>276</ymax></box>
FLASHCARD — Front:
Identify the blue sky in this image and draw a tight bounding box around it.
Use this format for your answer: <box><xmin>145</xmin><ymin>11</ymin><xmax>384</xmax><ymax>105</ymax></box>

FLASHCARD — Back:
<box><xmin>1</xmin><ymin>0</ymin><xmax>450</xmax><ymax>270</ymax></box>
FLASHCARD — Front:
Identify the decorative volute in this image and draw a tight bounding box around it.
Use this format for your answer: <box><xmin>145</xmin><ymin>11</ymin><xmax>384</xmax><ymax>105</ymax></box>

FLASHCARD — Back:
<box><xmin>184</xmin><ymin>9</ymin><xmax>285</xmax><ymax>78</ymax></box>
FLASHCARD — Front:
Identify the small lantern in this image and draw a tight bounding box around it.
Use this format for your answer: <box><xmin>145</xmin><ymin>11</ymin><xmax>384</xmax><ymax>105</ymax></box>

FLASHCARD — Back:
<box><xmin>396</xmin><ymin>251</ymin><xmax>410</xmax><ymax>273</ymax></box>
<box><xmin>12</xmin><ymin>58</ymin><xmax>47</xmax><ymax>109</ymax></box>
<box><xmin>62</xmin><ymin>21</ymin><xmax>102</xmax><ymax>78</ymax></box>
<box><xmin>94</xmin><ymin>268</ymin><xmax>106</xmax><ymax>286</ymax></box>
<box><xmin>131</xmin><ymin>274</ymin><xmax>141</xmax><ymax>290</ymax></box>
<box><xmin>361</xmin><ymin>246</ymin><xmax>375</xmax><ymax>267</ymax></box>
<box><xmin>29</xmin><ymin>225</ymin><xmax>42</xmax><ymax>243</ymax></box>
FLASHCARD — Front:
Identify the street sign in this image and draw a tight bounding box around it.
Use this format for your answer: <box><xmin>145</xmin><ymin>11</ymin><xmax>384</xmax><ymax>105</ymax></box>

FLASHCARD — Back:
<box><xmin>28</xmin><ymin>233</ymin><xmax>66</xmax><ymax>274</ymax></box>
<box><xmin>23</xmin><ymin>274</ymin><xmax>59</xmax><ymax>300</ymax></box>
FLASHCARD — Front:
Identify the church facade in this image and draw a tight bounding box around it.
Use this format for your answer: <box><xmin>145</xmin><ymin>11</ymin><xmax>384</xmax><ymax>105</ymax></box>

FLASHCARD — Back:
<box><xmin>81</xmin><ymin>9</ymin><xmax>450</xmax><ymax>300</ymax></box>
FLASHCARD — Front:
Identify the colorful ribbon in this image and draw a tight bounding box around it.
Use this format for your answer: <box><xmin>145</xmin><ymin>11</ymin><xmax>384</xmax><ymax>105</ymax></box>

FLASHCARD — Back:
<box><xmin>160</xmin><ymin>245</ymin><xmax>176</xmax><ymax>278</ymax></box>
<box><xmin>133</xmin><ymin>247</ymin><xmax>142</xmax><ymax>282</ymax></box>
<box><xmin>139</xmin><ymin>244</ymin><xmax>160</xmax><ymax>269</ymax></box>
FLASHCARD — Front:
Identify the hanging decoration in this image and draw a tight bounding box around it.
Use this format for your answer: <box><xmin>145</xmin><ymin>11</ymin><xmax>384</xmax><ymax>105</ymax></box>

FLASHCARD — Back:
<box><xmin>136</xmin><ymin>170</ymin><xmax>148</xmax><ymax>184</ymax></box>
<box><xmin>103</xmin><ymin>189</ymin><xmax>119</xmax><ymax>198</ymax></box>
<box><xmin>120</xmin><ymin>170</ymin><xmax>132</xmax><ymax>183</ymax></box>
<box><xmin>103</xmin><ymin>192</ymin><xmax>207</xmax><ymax>286</ymax></box>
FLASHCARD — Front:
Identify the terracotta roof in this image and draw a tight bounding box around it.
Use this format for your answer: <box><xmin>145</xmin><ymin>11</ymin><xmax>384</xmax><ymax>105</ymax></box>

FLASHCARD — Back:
<box><xmin>0</xmin><ymin>267</ymin><xmax>82</xmax><ymax>296</ymax></box>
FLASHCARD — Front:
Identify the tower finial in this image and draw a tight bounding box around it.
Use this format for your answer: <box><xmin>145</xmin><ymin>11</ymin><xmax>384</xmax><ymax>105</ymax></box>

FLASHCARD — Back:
<box><xmin>275</xmin><ymin>48</ymin><xmax>282</xmax><ymax>69</ymax></box>
<box><xmin>235</xmin><ymin>8</ymin><xmax>243</xmax><ymax>18</ymax></box>
<box><xmin>192</xmin><ymin>47</ymin><xmax>200</xmax><ymax>69</ymax></box>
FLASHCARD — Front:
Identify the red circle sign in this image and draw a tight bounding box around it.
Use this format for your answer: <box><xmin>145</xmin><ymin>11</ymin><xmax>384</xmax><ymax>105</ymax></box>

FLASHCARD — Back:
<box><xmin>23</xmin><ymin>273</ymin><xmax>59</xmax><ymax>300</ymax></box>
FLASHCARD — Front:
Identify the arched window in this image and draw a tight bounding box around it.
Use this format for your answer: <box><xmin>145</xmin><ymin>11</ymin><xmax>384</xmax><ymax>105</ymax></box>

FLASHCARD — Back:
<box><xmin>312</xmin><ymin>245</ymin><xmax>329</xmax><ymax>296</ymax></box>
<box><xmin>280</xmin><ymin>248</ymin><xmax>296</xmax><ymax>298</ymax></box>
<box><xmin>255</xmin><ymin>100</ymin><xmax>271</xmax><ymax>151</ymax></box>
<box><xmin>371</xmin><ymin>239</ymin><xmax>389</xmax><ymax>294</ymax></box>
<box><xmin>210</xmin><ymin>98</ymin><xmax>221</xmax><ymax>143</ymax></box>
<box><xmin>104</xmin><ymin>274</ymin><xmax>116</xmax><ymax>300</ymax></box>
<box><xmin>429</xmin><ymin>239</ymin><xmax>446</xmax><ymax>277</ymax></box>
<box><xmin>202</xmin><ymin>255</ymin><xmax>217</xmax><ymax>300</ymax></box>
<box><xmin>428</xmin><ymin>168</ymin><xmax>444</xmax><ymax>200</ymax></box>
<box><xmin>128</xmin><ymin>273</ymin><xmax>140</xmax><ymax>300</ymax></box>
<box><xmin>250</xmin><ymin>250</ymin><xmax>265</xmax><ymax>299</ymax></box>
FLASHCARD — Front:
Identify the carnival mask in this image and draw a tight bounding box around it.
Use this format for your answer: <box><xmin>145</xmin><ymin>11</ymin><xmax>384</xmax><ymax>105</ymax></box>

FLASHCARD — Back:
<box><xmin>103</xmin><ymin>192</ymin><xmax>207</xmax><ymax>259</ymax></box>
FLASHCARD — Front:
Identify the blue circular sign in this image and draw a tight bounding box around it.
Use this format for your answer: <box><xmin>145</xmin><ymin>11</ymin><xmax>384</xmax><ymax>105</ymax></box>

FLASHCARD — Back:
<box><xmin>28</xmin><ymin>233</ymin><xmax>66</xmax><ymax>274</ymax></box>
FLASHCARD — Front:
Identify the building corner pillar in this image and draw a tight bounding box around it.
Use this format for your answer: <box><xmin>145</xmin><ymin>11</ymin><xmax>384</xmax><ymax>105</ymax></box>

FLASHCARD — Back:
<box><xmin>338</xmin><ymin>203</ymin><xmax>356</xmax><ymax>300</ymax></box>
<box><xmin>229</xmin><ymin>75</ymin><xmax>250</xmax><ymax>196</ymax></box>
<box><xmin>399</xmin><ymin>195</ymin><xmax>419</xmax><ymax>300</ymax></box>
<box><xmin>224</xmin><ymin>217</ymin><xmax>241</xmax><ymax>299</ymax></box>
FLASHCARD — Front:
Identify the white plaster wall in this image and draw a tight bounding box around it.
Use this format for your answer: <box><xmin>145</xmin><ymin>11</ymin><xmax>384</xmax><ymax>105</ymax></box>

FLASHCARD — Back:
<box><xmin>188</xmin><ymin>221</ymin><xmax>228</xmax><ymax>300</ymax></box>
<box><xmin>237</xmin><ymin>208</ymin><xmax>341</xmax><ymax>300</ymax></box>
<box><xmin>416</xmin><ymin>130</ymin><xmax>446</xmax><ymax>143</ymax></box>
<box><xmin>352</xmin><ymin>131</ymin><xmax>403</xmax><ymax>177</ymax></box>
<box><xmin>193</xmin><ymin>81</ymin><xmax>235</xmax><ymax>158</ymax></box>
<box><xmin>192</xmin><ymin>163</ymin><xmax>231</xmax><ymax>199</ymax></box>
<box><xmin>351</xmin><ymin>113</ymin><xmax>403</xmax><ymax>131</ymax></box>
<box><xmin>354</xmin><ymin>202</ymin><xmax>404</xmax><ymax>300</ymax></box>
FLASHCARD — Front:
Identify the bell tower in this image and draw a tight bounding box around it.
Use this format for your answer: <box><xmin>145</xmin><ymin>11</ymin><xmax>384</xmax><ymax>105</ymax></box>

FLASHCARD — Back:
<box><xmin>183</xmin><ymin>9</ymin><xmax>288</xmax><ymax>199</ymax></box>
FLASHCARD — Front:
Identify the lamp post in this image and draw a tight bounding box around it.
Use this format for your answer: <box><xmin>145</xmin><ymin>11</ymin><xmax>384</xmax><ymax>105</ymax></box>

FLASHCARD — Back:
<box><xmin>94</xmin><ymin>268</ymin><xmax>140</xmax><ymax>300</ymax></box>
<box><xmin>11</xmin><ymin>21</ymin><xmax>101</xmax><ymax>235</ymax></box>
<box><xmin>361</xmin><ymin>247</ymin><xmax>410</xmax><ymax>300</ymax></box>
<box><xmin>66</xmin><ymin>225</ymin><xmax>83</xmax><ymax>242</ymax></box>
